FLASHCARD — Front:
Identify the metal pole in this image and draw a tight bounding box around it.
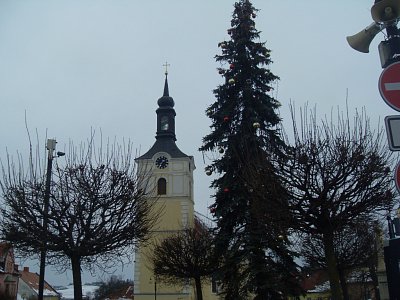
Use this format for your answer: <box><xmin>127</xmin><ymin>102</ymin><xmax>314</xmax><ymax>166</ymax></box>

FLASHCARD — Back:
<box><xmin>38</xmin><ymin>139</ymin><xmax>56</xmax><ymax>300</ymax></box>
<box><xmin>154</xmin><ymin>276</ymin><xmax>157</xmax><ymax>300</ymax></box>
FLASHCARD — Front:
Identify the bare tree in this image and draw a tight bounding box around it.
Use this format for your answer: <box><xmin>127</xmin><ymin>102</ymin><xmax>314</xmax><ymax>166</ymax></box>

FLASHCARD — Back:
<box><xmin>299</xmin><ymin>217</ymin><xmax>382</xmax><ymax>300</ymax></box>
<box><xmin>282</xmin><ymin>106</ymin><xmax>395</xmax><ymax>300</ymax></box>
<box><xmin>0</xmin><ymin>139</ymin><xmax>156</xmax><ymax>300</ymax></box>
<box><xmin>151</xmin><ymin>217</ymin><xmax>218</xmax><ymax>300</ymax></box>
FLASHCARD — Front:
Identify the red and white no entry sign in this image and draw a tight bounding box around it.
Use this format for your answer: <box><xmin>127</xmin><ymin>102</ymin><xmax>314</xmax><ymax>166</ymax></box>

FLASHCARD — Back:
<box><xmin>379</xmin><ymin>61</ymin><xmax>400</xmax><ymax>112</ymax></box>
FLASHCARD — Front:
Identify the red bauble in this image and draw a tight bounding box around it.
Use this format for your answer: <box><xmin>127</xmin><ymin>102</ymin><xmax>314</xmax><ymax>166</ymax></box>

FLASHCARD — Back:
<box><xmin>224</xmin><ymin>188</ymin><xmax>229</xmax><ymax>193</ymax></box>
<box><xmin>223</xmin><ymin>116</ymin><xmax>229</xmax><ymax>122</ymax></box>
<box><xmin>230</xmin><ymin>64</ymin><xmax>234</xmax><ymax>70</ymax></box>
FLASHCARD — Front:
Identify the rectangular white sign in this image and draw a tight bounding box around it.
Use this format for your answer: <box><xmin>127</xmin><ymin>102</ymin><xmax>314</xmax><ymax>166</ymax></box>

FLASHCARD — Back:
<box><xmin>385</xmin><ymin>115</ymin><xmax>400</xmax><ymax>151</ymax></box>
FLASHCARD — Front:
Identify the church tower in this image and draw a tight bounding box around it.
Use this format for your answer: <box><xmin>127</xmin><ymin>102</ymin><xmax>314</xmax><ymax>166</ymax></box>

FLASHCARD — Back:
<box><xmin>134</xmin><ymin>71</ymin><xmax>195</xmax><ymax>300</ymax></box>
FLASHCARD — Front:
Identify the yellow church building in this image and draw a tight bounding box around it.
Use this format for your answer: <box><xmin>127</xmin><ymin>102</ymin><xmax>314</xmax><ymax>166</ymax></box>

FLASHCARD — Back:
<box><xmin>133</xmin><ymin>72</ymin><xmax>220</xmax><ymax>300</ymax></box>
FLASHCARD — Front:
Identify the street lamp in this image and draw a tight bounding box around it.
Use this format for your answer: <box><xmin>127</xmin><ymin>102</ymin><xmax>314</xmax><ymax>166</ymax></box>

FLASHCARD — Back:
<box><xmin>38</xmin><ymin>139</ymin><xmax>64</xmax><ymax>300</ymax></box>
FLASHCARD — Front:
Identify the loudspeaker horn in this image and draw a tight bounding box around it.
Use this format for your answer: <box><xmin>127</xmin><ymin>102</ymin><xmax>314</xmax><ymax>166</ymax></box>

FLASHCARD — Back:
<box><xmin>346</xmin><ymin>22</ymin><xmax>383</xmax><ymax>53</ymax></box>
<box><xmin>371</xmin><ymin>0</ymin><xmax>400</xmax><ymax>23</ymax></box>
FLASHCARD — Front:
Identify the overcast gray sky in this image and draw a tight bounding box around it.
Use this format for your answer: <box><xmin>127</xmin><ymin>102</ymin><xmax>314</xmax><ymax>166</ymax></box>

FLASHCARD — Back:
<box><xmin>0</xmin><ymin>0</ymin><xmax>395</xmax><ymax>286</ymax></box>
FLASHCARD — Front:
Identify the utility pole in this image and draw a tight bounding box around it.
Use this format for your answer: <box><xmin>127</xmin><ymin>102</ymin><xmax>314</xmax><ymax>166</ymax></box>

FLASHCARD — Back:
<box><xmin>38</xmin><ymin>139</ymin><xmax>64</xmax><ymax>300</ymax></box>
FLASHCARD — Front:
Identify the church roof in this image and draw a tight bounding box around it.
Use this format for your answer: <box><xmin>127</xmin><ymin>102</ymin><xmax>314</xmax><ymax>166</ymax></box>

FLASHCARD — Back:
<box><xmin>137</xmin><ymin>137</ymin><xmax>189</xmax><ymax>159</ymax></box>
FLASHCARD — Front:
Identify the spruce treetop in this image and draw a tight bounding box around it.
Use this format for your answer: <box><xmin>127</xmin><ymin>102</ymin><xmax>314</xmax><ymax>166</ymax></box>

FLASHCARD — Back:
<box><xmin>201</xmin><ymin>0</ymin><xmax>285</xmax><ymax>171</ymax></box>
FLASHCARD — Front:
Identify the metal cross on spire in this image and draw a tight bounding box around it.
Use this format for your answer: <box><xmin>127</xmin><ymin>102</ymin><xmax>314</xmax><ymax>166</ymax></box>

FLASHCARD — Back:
<box><xmin>163</xmin><ymin>61</ymin><xmax>170</xmax><ymax>76</ymax></box>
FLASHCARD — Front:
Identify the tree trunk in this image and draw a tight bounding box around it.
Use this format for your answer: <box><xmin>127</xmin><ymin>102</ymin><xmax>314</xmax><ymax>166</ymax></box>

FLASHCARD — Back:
<box><xmin>194</xmin><ymin>276</ymin><xmax>203</xmax><ymax>300</ymax></box>
<box><xmin>71</xmin><ymin>254</ymin><xmax>83</xmax><ymax>300</ymax></box>
<box><xmin>322</xmin><ymin>232</ymin><xmax>343</xmax><ymax>300</ymax></box>
<box><xmin>338</xmin><ymin>267</ymin><xmax>349</xmax><ymax>300</ymax></box>
<box><xmin>369</xmin><ymin>261</ymin><xmax>381</xmax><ymax>300</ymax></box>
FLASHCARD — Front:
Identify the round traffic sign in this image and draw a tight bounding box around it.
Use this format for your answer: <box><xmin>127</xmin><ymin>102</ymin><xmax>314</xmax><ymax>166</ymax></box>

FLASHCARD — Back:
<box><xmin>395</xmin><ymin>160</ymin><xmax>400</xmax><ymax>194</ymax></box>
<box><xmin>379</xmin><ymin>61</ymin><xmax>400</xmax><ymax>112</ymax></box>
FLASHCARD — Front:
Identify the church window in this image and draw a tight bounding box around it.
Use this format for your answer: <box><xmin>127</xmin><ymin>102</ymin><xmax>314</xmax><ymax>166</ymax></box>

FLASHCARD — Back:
<box><xmin>157</xmin><ymin>178</ymin><xmax>167</xmax><ymax>195</ymax></box>
<box><xmin>161</xmin><ymin>116</ymin><xmax>169</xmax><ymax>130</ymax></box>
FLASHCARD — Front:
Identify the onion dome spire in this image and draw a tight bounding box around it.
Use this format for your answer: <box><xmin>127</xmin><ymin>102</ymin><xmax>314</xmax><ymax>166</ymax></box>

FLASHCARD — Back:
<box><xmin>158</xmin><ymin>67</ymin><xmax>175</xmax><ymax>108</ymax></box>
<box><xmin>136</xmin><ymin>62</ymin><xmax>189</xmax><ymax>159</ymax></box>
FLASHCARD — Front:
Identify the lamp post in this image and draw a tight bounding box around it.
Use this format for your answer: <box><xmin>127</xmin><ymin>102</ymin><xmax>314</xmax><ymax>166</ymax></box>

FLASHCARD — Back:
<box><xmin>38</xmin><ymin>139</ymin><xmax>64</xmax><ymax>300</ymax></box>
<box><xmin>149</xmin><ymin>276</ymin><xmax>157</xmax><ymax>300</ymax></box>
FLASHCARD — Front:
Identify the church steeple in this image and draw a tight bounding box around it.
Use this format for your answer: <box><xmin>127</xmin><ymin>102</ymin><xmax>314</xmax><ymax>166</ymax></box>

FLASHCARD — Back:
<box><xmin>136</xmin><ymin>69</ymin><xmax>188</xmax><ymax>160</ymax></box>
<box><xmin>156</xmin><ymin>73</ymin><xmax>176</xmax><ymax>141</ymax></box>
<box><xmin>163</xmin><ymin>74</ymin><xmax>170</xmax><ymax>97</ymax></box>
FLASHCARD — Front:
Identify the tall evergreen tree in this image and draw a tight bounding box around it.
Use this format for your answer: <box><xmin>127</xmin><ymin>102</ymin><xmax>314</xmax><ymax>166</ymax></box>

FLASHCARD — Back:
<box><xmin>200</xmin><ymin>1</ymin><xmax>301</xmax><ymax>299</ymax></box>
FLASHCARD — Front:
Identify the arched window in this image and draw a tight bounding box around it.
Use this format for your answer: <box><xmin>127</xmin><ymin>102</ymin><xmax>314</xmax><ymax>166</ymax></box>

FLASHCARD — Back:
<box><xmin>157</xmin><ymin>178</ymin><xmax>167</xmax><ymax>195</ymax></box>
<box><xmin>161</xmin><ymin>116</ymin><xmax>169</xmax><ymax>130</ymax></box>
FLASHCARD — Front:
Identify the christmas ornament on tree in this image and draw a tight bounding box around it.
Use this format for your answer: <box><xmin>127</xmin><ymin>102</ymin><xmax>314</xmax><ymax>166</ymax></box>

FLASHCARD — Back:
<box><xmin>218</xmin><ymin>147</ymin><xmax>224</xmax><ymax>153</ymax></box>
<box><xmin>253</xmin><ymin>122</ymin><xmax>260</xmax><ymax>128</ymax></box>
<box><xmin>223</xmin><ymin>188</ymin><xmax>229</xmax><ymax>193</ymax></box>
<box><xmin>206</xmin><ymin>169</ymin><xmax>212</xmax><ymax>176</ymax></box>
<box><xmin>223</xmin><ymin>116</ymin><xmax>229</xmax><ymax>122</ymax></box>
<box><xmin>230</xmin><ymin>64</ymin><xmax>235</xmax><ymax>70</ymax></box>
<box><xmin>228</xmin><ymin>78</ymin><xmax>235</xmax><ymax>84</ymax></box>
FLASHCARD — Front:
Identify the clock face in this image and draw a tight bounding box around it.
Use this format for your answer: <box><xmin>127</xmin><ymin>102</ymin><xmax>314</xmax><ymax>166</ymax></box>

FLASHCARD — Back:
<box><xmin>155</xmin><ymin>156</ymin><xmax>169</xmax><ymax>169</ymax></box>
